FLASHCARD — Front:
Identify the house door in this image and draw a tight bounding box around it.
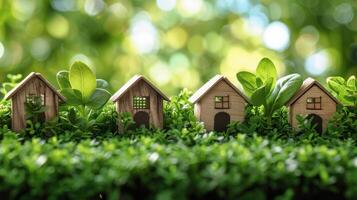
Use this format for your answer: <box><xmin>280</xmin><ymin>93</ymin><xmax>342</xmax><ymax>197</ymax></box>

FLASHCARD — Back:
<box><xmin>134</xmin><ymin>111</ymin><xmax>150</xmax><ymax>128</ymax></box>
<box><xmin>307</xmin><ymin>114</ymin><xmax>323</xmax><ymax>134</ymax></box>
<box><xmin>214</xmin><ymin>112</ymin><xmax>230</xmax><ymax>132</ymax></box>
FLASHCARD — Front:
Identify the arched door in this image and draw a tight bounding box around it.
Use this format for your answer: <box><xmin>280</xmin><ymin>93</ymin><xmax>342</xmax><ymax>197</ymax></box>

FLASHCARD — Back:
<box><xmin>307</xmin><ymin>114</ymin><xmax>323</xmax><ymax>134</ymax></box>
<box><xmin>214</xmin><ymin>112</ymin><xmax>230</xmax><ymax>132</ymax></box>
<box><xmin>134</xmin><ymin>111</ymin><xmax>150</xmax><ymax>128</ymax></box>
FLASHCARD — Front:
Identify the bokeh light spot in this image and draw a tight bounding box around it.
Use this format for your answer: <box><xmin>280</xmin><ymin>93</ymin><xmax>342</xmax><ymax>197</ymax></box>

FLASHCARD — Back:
<box><xmin>156</xmin><ymin>0</ymin><xmax>176</xmax><ymax>11</ymax></box>
<box><xmin>333</xmin><ymin>3</ymin><xmax>354</xmax><ymax>25</ymax></box>
<box><xmin>130</xmin><ymin>13</ymin><xmax>159</xmax><ymax>54</ymax></box>
<box><xmin>109</xmin><ymin>3</ymin><xmax>128</xmax><ymax>19</ymax></box>
<box><xmin>178</xmin><ymin>0</ymin><xmax>203</xmax><ymax>17</ymax></box>
<box><xmin>295</xmin><ymin>26</ymin><xmax>319</xmax><ymax>57</ymax></box>
<box><xmin>188</xmin><ymin>35</ymin><xmax>205</xmax><ymax>54</ymax></box>
<box><xmin>46</xmin><ymin>15</ymin><xmax>69</xmax><ymax>39</ymax></box>
<box><xmin>12</xmin><ymin>0</ymin><xmax>36</xmax><ymax>21</ymax></box>
<box><xmin>51</xmin><ymin>0</ymin><xmax>76</xmax><ymax>12</ymax></box>
<box><xmin>305</xmin><ymin>51</ymin><xmax>330</xmax><ymax>75</ymax></box>
<box><xmin>149</xmin><ymin>62</ymin><xmax>171</xmax><ymax>84</ymax></box>
<box><xmin>31</xmin><ymin>38</ymin><xmax>50</xmax><ymax>61</ymax></box>
<box><xmin>169</xmin><ymin>53</ymin><xmax>190</xmax><ymax>69</ymax></box>
<box><xmin>263</xmin><ymin>21</ymin><xmax>290</xmax><ymax>51</ymax></box>
<box><xmin>165</xmin><ymin>27</ymin><xmax>187</xmax><ymax>49</ymax></box>
<box><xmin>205</xmin><ymin>33</ymin><xmax>224</xmax><ymax>53</ymax></box>
<box><xmin>84</xmin><ymin>0</ymin><xmax>106</xmax><ymax>16</ymax></box>
<box><xmin>0</xmin><ymin>42</ymin><xmax>5</xmax><ymax>59</ymax></box>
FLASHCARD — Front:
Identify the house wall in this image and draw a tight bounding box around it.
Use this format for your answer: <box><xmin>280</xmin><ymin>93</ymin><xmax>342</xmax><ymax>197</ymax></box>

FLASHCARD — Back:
<box><xmin>116</xmin><ymin>80</ymin><xmax>164</xmax><ymax>129</ymax></box>
<box><xmin>11</xmin><ymin>77</ymin><xmax>59</xmax><ymax>131</ymax></box>
<box><xmin>289</xmin><ymin>85</ymin><xmax>337</xmax><ymax>132</ymax></box>
<box><xmin>196</xmin><ymin>80</ymin><xmax>247</xmax><ymax>131</ymax></box>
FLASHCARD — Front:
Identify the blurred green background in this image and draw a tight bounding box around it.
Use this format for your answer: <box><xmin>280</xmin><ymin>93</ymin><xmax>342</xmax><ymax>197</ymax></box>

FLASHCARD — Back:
<box><xmin>0</xmin><ymin>0</ymin><xmax>356</xmax><ymax>95</ymax></box>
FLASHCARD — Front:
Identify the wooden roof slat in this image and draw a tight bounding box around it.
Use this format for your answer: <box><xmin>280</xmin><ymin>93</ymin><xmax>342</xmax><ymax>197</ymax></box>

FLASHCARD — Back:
<box><xmin>110</xmin><ymin>75</ymin><xmax>170</xmax><ymax>102</ymax></box>
<box><xmin>189</xmin><ymin>74</ymin><xmax>250</xmax><ymax>104</ymax></box>
<box><xmin>286</xmin><ymin>77</ymin><xmax>341</xmax><ymax>106</ymax></box>
<box><xmin>4</xmin><ymin>72</ymin><xmax>66</xmax><ymax>101</ymax></box>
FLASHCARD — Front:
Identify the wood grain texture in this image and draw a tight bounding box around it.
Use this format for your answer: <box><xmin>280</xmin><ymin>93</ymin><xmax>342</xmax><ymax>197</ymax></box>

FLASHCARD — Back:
<box><xmin>115</xmin><ymin>79</ymin><xmax>164</xmax><ymax>130</ymax></box>
<box><xmin>289</xmin><ymin>85</ymin><xmax>337</xmax><ymax>132</ymax></box>
<box><xmin>196</xmin><ymin>80</ymin><xmax>247</xmax><ymax>131</ymax></box>
<box><xmin>10</xmin><ymin>77</ymin><xmax>60</xmax><ymax>132</ymax></box>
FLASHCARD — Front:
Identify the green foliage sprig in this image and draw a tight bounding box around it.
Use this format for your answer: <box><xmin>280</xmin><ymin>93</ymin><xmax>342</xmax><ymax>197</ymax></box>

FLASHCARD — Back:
<box><xmin>237</xmin><ymin>58</ymin><xmax>303</xmax><ymax>120</ymax></box>
<box><xmin>24</xmin><ymin>96</ymin><xmax>47</xmax><ymax>124</ymax></box>
<box><xmin>327</xmin><ymin>75</ymin><xmax>357</xmax><ymax>107</ymax></box>
<box><xmin>57</xmin><ymin>61</ymin><xmax>111</xmax><ymax>118</ymax></box>
<box><xmin>0</xmin><ymin>74</ymin><xmax>22</xmax><ymax>100</ymax></box>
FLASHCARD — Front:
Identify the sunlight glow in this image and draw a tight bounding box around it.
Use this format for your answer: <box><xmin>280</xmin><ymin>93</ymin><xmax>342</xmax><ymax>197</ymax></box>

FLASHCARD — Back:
<box><xmin>305</xmin><ymin>51</ymin><xmax>330</xmax><ymax>75</ymax></box>
<box><xmin>130</xmin><ymin>13</ymin><xmax>159</xmax><ymax>54</ymax></box>
<box><xmin>178</xmin><ymin>0</ymin><xmax>203</xmax><ymax>17</ymax></box>
<box><xmin>0</xmin><ymin>42</ymin><xmax>4</xmax><ymax>59</ymax></box>
<box><xmin>84</xmin><ymin>0</ymin><xmax>105</xmax><ymax>16</ymax></box>
<box><xmin>263</xmin><ymin>21</ymin><xmax>290</xmax><ymax>51</ymax></box>
<box><xmin>31</xmin><ymin>38</ymin><xmax>50</xmax><ymax>61</ymax></box>
<box><xmin>156</xmin><ymin>0</ymin><xmax>176</xmax><ymax>11</ymax></box>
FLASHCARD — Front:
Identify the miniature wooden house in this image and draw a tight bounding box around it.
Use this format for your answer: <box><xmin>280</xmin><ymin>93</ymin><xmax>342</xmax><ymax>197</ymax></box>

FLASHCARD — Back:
<box><xmin>110</xmin><ymin>75</ymin><xmax>169</xmax><ymax>130</ymax></box>
<box><xmin>286</xmin><ymin>77</ymin><xmax>341</xmax><ymax>134</ymax></box>
<box><xmin>5</xmin><ymin>72</ymin><xmax>65</xmax><ymax>131</ymax></box>
<box><xmin>189</xmin><ymin>75</ymin><xmax>250</xmax><ymax>132</ymax></box>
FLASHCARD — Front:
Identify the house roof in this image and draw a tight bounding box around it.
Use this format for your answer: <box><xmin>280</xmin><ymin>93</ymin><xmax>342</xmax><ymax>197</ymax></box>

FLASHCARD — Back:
<box><xmin>5</xmin><ymin>72</ymin><xmax>66</xmax><ymax>101</ymax></box>
<box><xmin>189</xmin><ymin>74</ymin><xmax>250</xmax><ymax>104</ymax></box>
<box><xmin>110</xmin><ymin>75</ymin><xmax>170</xmax><ymax>102</ymax></box>
<box><xmin>286</xmin><ymin>77</ymin><xmax>341</xmax><ymax>106</ymax></box>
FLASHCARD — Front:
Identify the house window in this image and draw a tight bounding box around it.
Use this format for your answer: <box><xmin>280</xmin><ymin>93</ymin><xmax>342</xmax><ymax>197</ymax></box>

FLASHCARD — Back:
<box><xmin>133</xmin><ymin>96</ymin><xmax>150</xmax><ymax>109</ymax></box>
<box><xmin>26</xmin><ymin>94</ymin><xmax>45</xmax><ymax>106</ymax></box>
<box><xmin>306</xmin><ymin>97</ymin><xmax>321</xmax><ymax>110</ymax></box>
<box><xmin>214</xmin><ymin>96</ymin><xmax>229</xmax><ymax>109</ymax></box>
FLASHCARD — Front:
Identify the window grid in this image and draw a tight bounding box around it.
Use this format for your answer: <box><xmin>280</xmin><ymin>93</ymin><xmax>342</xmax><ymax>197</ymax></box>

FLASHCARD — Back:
<box><xmin>26</xmin><ymin>94</ymin><xmax>45</xmax><ymax>106</ymax></box>
<box><xmin>306</xmin><ymin>97</ymin><xmax>322</xmax><ymax>110</ymax></box>
<box><xmin>133</xmin><ymin>96</ymin><xmax>150</xmax><ymax>109</ymax></box>
<box><xmin>214</xmin><ymin>96</ymin><xmax>229</xmax><ymax>109</ymax></box>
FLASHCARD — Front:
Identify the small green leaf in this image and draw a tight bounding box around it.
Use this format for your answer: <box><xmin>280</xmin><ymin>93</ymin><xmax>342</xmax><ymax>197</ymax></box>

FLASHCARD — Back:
<box><xmin>256</xmin><ymin>57</ymin><xmax>277</xmax><ymax>86</ymax></box>
<box><xmin>256</xmin><ymin>77</ymin><xmax>263</xmax><ymax>87</ymax></box>
<box><xmin>56</xmin><ymin>70</ymin><xmax>71</xmax><ymax>89</ymax></box>
<box><xmin>87</xmin><ymin>88</ymin><xmax>111</xmax><ymax>109</ymax></box>
<box><xmin>347</xmin><ymin>75</ymin><xmax>356</xmax><ymax>90</ymax></box>
<box><xmin>96</xmin><ymin>79</ymin><xmax>110</xmax><ymax>90</ymax></box>
<box><xmin>236</xmin><ymin>71</ymin><xmax>258</xmax><ymax>96</ymax></box>
<box><xmin>60</xmin><ymin>88</ymin><xmax>83</xmax><ymax>105</ymax></box>
<box><xmin>69</xmin><ymin>61</ymin><xmax>96</xmax><ymax>102</ymax></box>
<box><xmin>268</xmin><ymin>74</ymin><xmax>303</xmax><ymax>115</ymax></box>
<box><xmin>251</xmin><ymin>78</ymin><xmax>273</xmax><ymax>106</ymax></box>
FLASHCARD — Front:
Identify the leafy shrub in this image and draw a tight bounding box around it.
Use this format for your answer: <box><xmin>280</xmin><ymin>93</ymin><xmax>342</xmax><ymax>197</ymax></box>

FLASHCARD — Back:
<box><xmin>327</xmin><ymin>75</ymin><xmax>357</xmax><ymax>107</ymax></box>
<box><xmin>227</xmin><ymin>105</ymin><xmax>292</xmax><ymax>139</ymax></box>
<box><xmin>0</xmin><ymin>74</ymin><xmax>22</xmax><ymax>99</ymax></box>
<box><xmin>237</xmin><ymin>58</ymin><xmax>303</xmax><ymax>121</ymax></box>
<box><xmin>57</xmin><ymin>61</ymin><xmax>111</xmax><ymax>119</ymax></box>
<box><xmin>164</xmin><ymin>88</ymin><xmax>204</xmax><ymax>132</ymax></box>
<box><xmin>0</xmin><ymin>135</ymin><xmax>356</xmax><ymax>199</ymax></box>
<box><xmin>327</xmin><ymin>106</ymin><xmax>357</xmax><ymax>140</ymax></box>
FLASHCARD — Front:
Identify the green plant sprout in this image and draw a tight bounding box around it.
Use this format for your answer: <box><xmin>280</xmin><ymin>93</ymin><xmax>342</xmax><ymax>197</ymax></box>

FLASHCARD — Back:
<box><xmin>24</xmin><ymin>96</ymin><xmax>47</xmax><ymax>124</ymax></box>
<box><xmin>57</xmin><ymin>61</ymin><xmax>111</xmax><ymax>119</ymax></box>
<box><xmin>237</xmin><ymin>58</ymin><xmax>303</xmax><ymax>121</ymax></box>
<box><xmin>327</xmin><ymin>75</ymin><xmax>357</xmax><ymax>107</ymax></box>
<box><xmin>0</xmin><ymin>74</ymin><xmax>23</xmax><ymax>100</ymax></box>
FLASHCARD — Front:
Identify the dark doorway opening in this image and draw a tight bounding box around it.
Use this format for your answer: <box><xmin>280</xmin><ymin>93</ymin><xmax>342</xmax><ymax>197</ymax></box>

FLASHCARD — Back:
<box><xmin>214</xmin><ymin>112</ymin><xmax>230</xmax><ymax>132</ymax></box>
<box><xmin>307</xmin><ymin>114</ymin><xmax>323</xmax><ymax>134</ymax></box>
<box><xmin>134</xmin><ymin>111</ymin><xmax>150</xmax><ymax>128</ymax></box>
